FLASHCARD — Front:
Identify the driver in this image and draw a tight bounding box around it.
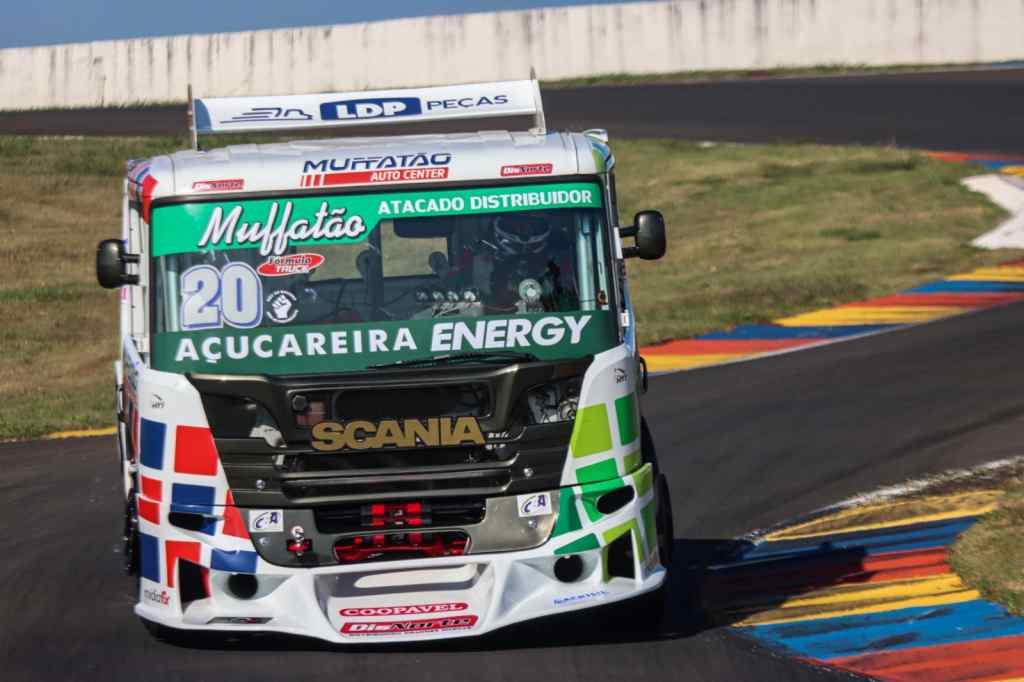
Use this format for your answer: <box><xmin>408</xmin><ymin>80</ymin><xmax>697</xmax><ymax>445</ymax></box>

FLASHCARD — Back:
<box><xmin>489</xmin><ymin>213</ymin><xmax>577</xmax><ymax>312</ymax></box>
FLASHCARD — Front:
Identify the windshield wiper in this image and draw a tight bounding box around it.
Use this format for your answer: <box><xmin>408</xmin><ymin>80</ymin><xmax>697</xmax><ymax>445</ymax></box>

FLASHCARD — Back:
<box><xmin>369</xmin><ymin>351</ymin><xmax>538</xmax><ymax>370</ymax></box>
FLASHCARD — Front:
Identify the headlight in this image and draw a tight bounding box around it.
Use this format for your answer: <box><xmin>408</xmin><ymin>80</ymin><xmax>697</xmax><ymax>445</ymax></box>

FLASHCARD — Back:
<box><xmin>524</xmin><ymin>377</ymin><xmax>581</xmax><ymax>424</ymax></box>
<box><xmin>200</xmin><ymin>394</ymin><xmax>286</xmax><ymax>448</ymax></box>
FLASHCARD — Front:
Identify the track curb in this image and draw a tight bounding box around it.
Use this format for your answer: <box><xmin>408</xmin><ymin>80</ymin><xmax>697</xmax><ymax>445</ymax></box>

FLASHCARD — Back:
<box><xmin>702</xmin><ymin>460</ymin><xmax>1024</xmax><ymax>681</ymax></box>
<box><xmin>43</xmin><ymin>426</ymin><xmax>116</xmax><ymax>439</ymax></box>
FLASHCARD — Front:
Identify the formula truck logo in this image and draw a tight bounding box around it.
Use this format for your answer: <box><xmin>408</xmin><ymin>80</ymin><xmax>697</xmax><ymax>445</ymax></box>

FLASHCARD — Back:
<box><xmin>301</xmin><ymin>153</ymin><xmax>452</xmax><ymax>188</ymax></box>
<box><xmin>311</xmin><ymin>417</ymin><xmax>485</xmax><ymax>451</ymax></box>
<box><xmin>341</xmin><ymin>615</ymin><xmax>478</xmax><ymax>636</ymax></box>
<box><xmin>257</xmin><ymin>253</ymin><xmax>325</xmax><ymax>277</ymax></box>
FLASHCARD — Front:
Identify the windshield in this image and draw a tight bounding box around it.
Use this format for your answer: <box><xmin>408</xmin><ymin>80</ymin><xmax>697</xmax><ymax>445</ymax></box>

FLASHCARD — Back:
<box><xmin>150</xmin><ymin>182</ymin><xmax>618</xmax><ymax>375</ymax></box>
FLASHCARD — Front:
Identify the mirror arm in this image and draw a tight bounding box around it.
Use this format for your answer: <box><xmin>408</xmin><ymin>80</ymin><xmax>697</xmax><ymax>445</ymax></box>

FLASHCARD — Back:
<box><xmin>121</xmin><ymin>250</ymin><xmax>140</xmax><ymax>284</ymax></box>
<box><xmin>618</xmin><ymin>224</ymin><xmax>639</xmax><ymax>258</ymax></box>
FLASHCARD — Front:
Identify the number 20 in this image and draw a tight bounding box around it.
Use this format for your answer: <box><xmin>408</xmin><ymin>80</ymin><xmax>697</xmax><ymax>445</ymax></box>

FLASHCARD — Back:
<box><xmin>180</xmin><ymin>263</ymin><xmax>263</xmax><ymax>330</ymax></box>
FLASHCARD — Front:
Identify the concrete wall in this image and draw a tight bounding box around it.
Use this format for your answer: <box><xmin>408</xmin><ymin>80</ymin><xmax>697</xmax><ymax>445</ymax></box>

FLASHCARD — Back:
<box><xmin>1</xmin><ymin>0</ymin><xmax>1022</xmax><ymax>110</ymax></box>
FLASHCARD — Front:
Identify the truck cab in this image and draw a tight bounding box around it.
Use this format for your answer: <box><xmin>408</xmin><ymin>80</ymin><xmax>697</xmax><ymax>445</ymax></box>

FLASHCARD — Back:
<box><xmin>97</xmin><ymin>78</ymin><xmax>671</xmax><ymax>642</ymax></box>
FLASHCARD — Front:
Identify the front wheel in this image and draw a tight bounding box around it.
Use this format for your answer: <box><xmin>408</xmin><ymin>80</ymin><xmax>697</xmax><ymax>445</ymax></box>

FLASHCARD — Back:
<box><xmin>614</xmin><ymin>473</ymin><xmax>674</xmax><ymax>633</ymax></box>
<box><xmin>123</xmin><ymin>491</ymin><xmax>139</xmax><ymax>576</ymax></box>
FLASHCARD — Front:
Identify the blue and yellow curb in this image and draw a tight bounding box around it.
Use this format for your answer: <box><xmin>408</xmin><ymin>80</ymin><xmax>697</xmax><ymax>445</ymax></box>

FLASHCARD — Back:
<box><xmin>702</xmin><ymin>490</ymin><xmax>1024</xmax><ymax>681</ymax></box>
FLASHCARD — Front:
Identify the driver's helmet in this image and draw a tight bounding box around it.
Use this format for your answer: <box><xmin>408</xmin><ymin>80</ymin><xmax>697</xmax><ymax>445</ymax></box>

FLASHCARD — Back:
<box><xmin>493</xmin><ymin>214</ymin><xmax>550</xmax><ymax>258</ymax></box>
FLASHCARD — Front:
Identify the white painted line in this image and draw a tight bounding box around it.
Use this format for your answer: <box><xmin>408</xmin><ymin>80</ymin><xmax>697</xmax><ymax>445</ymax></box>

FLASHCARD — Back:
<box><xmin>964</xmin><ymin>174</ymin><xmax>1024</xmax><ymax>213</ymax></box>
<box><xmin>739</xmin><ymin>455</ymin><xmax>1024</xmax><ymax>548</ymax></box>
<box><xmin>965</xmin><ymin>174</ymin><xmax>1024</xmax><ymax>249</ymax></box>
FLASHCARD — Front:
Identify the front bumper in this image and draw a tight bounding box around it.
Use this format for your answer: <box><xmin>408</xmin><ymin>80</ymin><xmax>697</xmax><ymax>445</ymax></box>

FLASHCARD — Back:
<box><xmin>134</xmin><ymin>465</ymin><xmax>664</xmax><ymax>643</ymax></box>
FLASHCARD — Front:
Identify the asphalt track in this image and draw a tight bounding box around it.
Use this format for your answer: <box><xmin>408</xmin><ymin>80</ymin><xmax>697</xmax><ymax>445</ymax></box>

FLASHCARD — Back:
<box><xmin>2</xmin><ymin>68</ymin><xmax>1023</xmax><ymax>152</ymax></box>
<box><xmin>4</xmin><ymin>297</ymin><xmax>1024</xmax><ymax>681</ymax></box>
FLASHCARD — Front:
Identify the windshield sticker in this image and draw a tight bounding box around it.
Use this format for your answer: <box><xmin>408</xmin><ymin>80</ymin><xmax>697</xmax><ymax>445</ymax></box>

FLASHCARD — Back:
<box><xmin>152</xmin><ymin>182</ymin><xmax>601</xmax><ymax>257</ymax></box>
<box><xmin>198</xmin><ymin>202</ymin><xmax>369</xmax><ymax>256</ymax></box>
<box><xmin>152</xmin><ymin>311</ymin><xmax>616</xmax><ymax>375</ymax></box>
<box><xmin>257</xmin><ymin>253</ymin><xmax>325</xmax><ymax>277</ymax></box>
<box><xmin>265</xmin><ymin>290</ymin><xmax>299</xmax><ymax>324</ymax></box>
<box><xmin>180</xmin><ymin>262</ymin><xmax>264</xmax><ymax>331</ymax></box>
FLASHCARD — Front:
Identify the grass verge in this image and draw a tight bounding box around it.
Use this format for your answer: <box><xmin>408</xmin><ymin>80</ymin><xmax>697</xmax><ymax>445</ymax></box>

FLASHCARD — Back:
<box><xmin>0</xmin><ymin>135</ymin><xmax>1018</xmax><ymax>439</ymax></box>
<box><xmin>617</xmin><ymin>139</ymin><xmax>1019</xmax><ymax>345</ymax></box>
<box><xmin>950</xmin><ymin>477</ymin><xmax>1024</xmax><ymax>615</ymax></box>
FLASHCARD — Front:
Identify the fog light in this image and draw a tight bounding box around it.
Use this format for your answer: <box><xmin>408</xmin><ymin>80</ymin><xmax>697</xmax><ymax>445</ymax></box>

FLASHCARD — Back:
<box><xmin>554</xmin><ymin>555</ymin><xmax>584</xmax><ymax>583</ymax></box>
<box><xmin>227</xmin><ymin>573</ymin><xmax>259</xmax><ymax>600</ymax></box>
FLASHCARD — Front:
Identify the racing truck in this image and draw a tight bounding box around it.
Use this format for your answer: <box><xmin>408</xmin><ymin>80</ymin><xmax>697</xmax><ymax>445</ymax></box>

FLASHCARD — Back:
<box><xmin>96</xmin><ymin>77</ymin><xmax>672</xmax><ymax>643</ymax></box>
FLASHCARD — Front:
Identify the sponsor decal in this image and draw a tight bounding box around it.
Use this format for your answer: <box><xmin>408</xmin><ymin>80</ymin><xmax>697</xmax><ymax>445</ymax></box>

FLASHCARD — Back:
<box><xmin>425</xmin><ymin>95</ymin><xmax>509</xmax><ymax>111</ymax></box>
<box><xmin>154</xmin><ymin>312</ymin><xmax>614</xmax><ymax>375</ymax></box>
<box><xmin>151</xmin><ymin>182</ymin><xmax>598</xmax><ymax>256</ymax></box>
<box><xmin>192</xmin><ymin>179</ymin><xmax>245</xmax><ymax>192</ymax></box>
<box><xmin>517</xmin><ymin>492</ymin><xmax>552</xmax><ymax>517</ymax></box>
<box><xmin>553</xmin><ymin>590</ymin><xmax>609</xmax><ymax>607</ymax></box>
<box><xmin>222</xmin><ymin>107</ymin><xmax>311</xmax><ymax>125</ymax></box>
<box><xmin>152</xmin><ymin>182</ymin><xmax>601</xmax><ymax>258</ymax></box>
<box><xmin>249</xmin><ymin>509</ymin><xmax>284</xmax><ymax>533</ymax></box>
<box><xmin>150</xmin><ymin>394</ymin><xmax>165</xmax><ymax>410</ymax></box>
<box><xmin>302</xmin><ymin>167</ymin><xmax>449</xmax><ymax>188</ymax></box>
<box><xmin>321</xmin><ymin>97</ymin><xmax>421</xmax><ymax>121</ymax></box>
<box><xmin>143</xmin><ymin>588</ymin><xmax>171</xmax><ymax>606</ymax></box>
<box><xmin>265</xmin><ymin>290</ymin><xmax>299</xmax><ymax>324</ymax></box>
<box><xmin>614</xmin><ymin>368</ymin><xmax>627</xmax><ymax>384</ymax></box>
<box><xmin>196</xmin><ymin>202</ymin><xmax>368</xmax><ymax>257</ymax></box>
<box><xmin>303</xmin><ymin>153</ymin><xmax>451</xmax><ymax>174</ymax></box>
<box><xmin>501</xmin><ymin>163</ymin><xmax>553</xmax><ymax>177</ymax></box>
<box><xmin>340</xmin><ymin>602</ymin><xmax>468</xmax><ymax>617</ymax></box>
<box><xmin>301</xmin><ymin>153</ymin><xmax>452</xmax><ymax>188</ymax></box>
<box><xmin>341</xmin><ymin>615</ymin><xmax>478</xmax><ymax>636</ymax></box>
<box><xmin>257</xmin><ymin>253</ymin><xmax>325</xmax><ymax>277</ymax></box>
<box><xmin>312</xmin><ymin>417</ymin><xmax>485</xmax><ymax>451</ymax></box>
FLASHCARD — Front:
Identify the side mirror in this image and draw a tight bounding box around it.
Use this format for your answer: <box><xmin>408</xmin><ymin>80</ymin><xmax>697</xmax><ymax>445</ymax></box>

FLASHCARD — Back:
<box><xmin>96</xmin><ymin>239</ymin><xmax>140</xmax><ymax>288</ymax></box>
<box><xmin>620</xmin><ymin>210</ymin><xmax>666</xmax><ymax>260</ymax></box>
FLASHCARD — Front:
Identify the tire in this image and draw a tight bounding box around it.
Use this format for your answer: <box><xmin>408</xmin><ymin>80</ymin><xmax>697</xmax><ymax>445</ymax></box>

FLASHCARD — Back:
<box><xmin>640</xmin><ymin>416</ymin><xmax>660</xmax><ymax>478</ymax></box>
<box><xmin>654</xmin><ymin>473</ymin><xmax>674</xmax><ymax>567</ymax></box>
<box><xmin>123</xmin><ymin>492</ymin><xmax>139</xmax><ymax>576</ymax></box>
<box><xmin>618</xmin><ymin>421</ymin><xmax>675</xmax><ymax>632</ymax></box>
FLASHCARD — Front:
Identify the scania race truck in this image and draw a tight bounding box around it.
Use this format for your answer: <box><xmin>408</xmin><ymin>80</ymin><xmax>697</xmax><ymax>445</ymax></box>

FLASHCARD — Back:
<box><xmin>96</xmin><ymin>77</ymin><xmax>672</xmax><ymax>642</ymax></box>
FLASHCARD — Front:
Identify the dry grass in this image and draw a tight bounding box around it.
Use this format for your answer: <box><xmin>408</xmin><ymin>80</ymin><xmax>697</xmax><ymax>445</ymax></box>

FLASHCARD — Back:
<box><xmin>0</xmin><ymin>135</ymin><xmax>1018</xmax><ymax>438</ymax></box>
<box><xmin>950</xmin><ymin>478</ymin><xmax>1024</xmax><ymax>615</ymax></box>
<box><xmin>0</xmin><ymin>136</ymin><xmax>185</xmax><ymax>438</ymax></box>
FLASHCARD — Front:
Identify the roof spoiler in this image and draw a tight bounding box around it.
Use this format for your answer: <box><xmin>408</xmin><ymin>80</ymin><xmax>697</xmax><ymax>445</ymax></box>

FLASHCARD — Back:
<box><xmin>188</xmin><ymin>72</ymin><xmax>546</xmax><ymax>150</ymax></box>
